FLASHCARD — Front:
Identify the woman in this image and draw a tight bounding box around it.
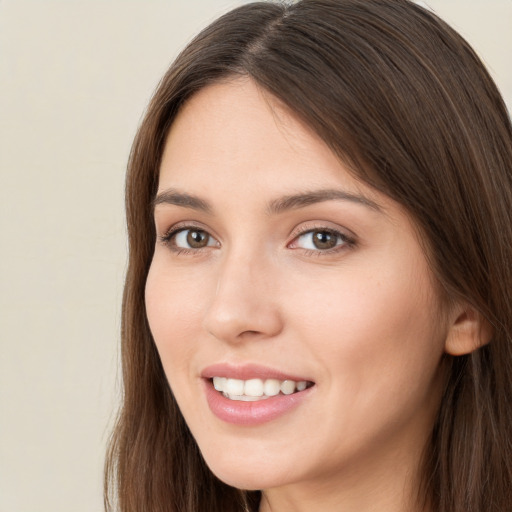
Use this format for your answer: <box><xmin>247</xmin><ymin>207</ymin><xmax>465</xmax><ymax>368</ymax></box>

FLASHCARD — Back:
<box><xmin>105</xmin><ymin>1</ymin><xmax>512</xmax><ymax>511</ymax></box>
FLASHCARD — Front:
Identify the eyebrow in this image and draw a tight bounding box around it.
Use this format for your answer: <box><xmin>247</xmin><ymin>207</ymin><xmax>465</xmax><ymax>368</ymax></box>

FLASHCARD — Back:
<box><xmin>152</xmin><ymin>187</ymin><xmax>382</xmax><ymax>215</ymax></box>
<box><xmin>153</xmin><ymin>189</ymin><xmax>212</xmax><ymax>213</ymax></box>
<box><xmin>267</xmin><ymin>189</ymin><xmax>382</xmax><ymax>214</ymax></box>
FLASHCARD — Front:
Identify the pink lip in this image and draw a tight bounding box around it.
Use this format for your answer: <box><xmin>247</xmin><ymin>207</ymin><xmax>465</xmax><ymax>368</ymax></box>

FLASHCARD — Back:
<box><xmin>201</xmin><ymin>362</ymin><xmax>312</xmax><ymax>382</ymax></box>
<box><xmin>201</xmin><ymin>363</ymin><xmax>315</xmax><ymax>426</ymax></box>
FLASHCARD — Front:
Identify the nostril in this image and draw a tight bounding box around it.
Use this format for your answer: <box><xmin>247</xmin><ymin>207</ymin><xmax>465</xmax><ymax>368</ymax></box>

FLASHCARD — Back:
<box><xmin>241</xmin><ymin>330</ymin><xmax>261</xmax><ymax>336</ymax></box>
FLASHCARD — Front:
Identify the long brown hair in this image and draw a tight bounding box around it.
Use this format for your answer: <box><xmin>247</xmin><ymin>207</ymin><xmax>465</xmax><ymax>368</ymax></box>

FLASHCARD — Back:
<box><xmin>105</xmin><ymin>1</ymin><xmax>512</xmax><ymax>510</ymax></box>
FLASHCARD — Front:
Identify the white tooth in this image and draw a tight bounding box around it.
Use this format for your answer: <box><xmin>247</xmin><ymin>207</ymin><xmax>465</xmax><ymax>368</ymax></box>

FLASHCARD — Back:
<box><xmin>281</xmin><ymin>380</ymin><xmax>296</xmax><ymax>395</ymax></box>
<box><xmin>296</xmin><ymin>381</ymin><xmax>307</xmax><ymax>391</ymax></box>
<box><xmin>264</xmin><ymin>379</ymin><xmax>281</xmax><ymax>396</ymax></box>
<box><xmin>213</xmin><ymin>376</ymin><xmax>226</xmax><ymax>391</ymax></box>
<box><xmin>244</xmin><ymin>378</ymin><xmax>264</xmax><ymax>397</ymax></box>
<box><xmin>228</xmin><ymin>394</ymin><xmax>269</xmax><ymax>402</ymax></box>
<box><xmin>225</xmin><ymin>378</ymin><xmax>244</xmax><ymax>396</ymax></box>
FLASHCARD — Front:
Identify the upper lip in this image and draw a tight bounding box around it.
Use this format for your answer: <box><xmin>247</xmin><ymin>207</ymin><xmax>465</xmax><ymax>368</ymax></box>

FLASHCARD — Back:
<box><xmin>201</xmin><ymin>363</ymin><xmax>313</xmax><ymax>382</ymax></box>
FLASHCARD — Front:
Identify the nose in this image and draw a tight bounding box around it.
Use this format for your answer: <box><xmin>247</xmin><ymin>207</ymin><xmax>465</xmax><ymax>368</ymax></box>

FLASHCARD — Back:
<box><xmin>202</xmin><ymin>251</ymin><xmax>283</xmax><ymax>344</ymax></box>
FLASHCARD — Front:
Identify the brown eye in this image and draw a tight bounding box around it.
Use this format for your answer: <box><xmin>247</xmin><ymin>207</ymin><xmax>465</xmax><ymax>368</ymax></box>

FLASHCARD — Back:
<box><xmin>293</xmin><ymin>228</ymin><xmax>349</xmax><ymax>252</ymax></box>
<box><xmin>171</xmin><ymin>228</ymin><xmax>217</xmax><ymax>250</ymax></box>
<box><xmin>186</xmin><ymin>230</ymin><xmax>209</xmax><ymax>248</ymax></box>
<box><xmin>312</xmin><ymin>230</ymin><xmax>338</xmax><ymax>250</ymax></box>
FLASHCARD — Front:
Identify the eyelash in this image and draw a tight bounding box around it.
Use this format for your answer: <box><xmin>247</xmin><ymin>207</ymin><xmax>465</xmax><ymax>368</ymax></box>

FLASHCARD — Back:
<box><xmin>159</xmin><ymin>224</ymin><xmax>356</xmax><ymax>256</ymax></box>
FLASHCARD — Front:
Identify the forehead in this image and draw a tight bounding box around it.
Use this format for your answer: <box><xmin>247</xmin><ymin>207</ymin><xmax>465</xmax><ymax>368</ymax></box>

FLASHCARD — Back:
<box><xmin>158</xmin><ymin>78</ymin><xmax>374</xmax><ymax>202</ymax></box>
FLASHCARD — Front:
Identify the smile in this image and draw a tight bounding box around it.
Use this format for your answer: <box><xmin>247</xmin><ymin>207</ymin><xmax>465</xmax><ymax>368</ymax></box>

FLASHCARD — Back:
<box><xmin>201</xmin><ymin>365</ymin><xmax>315</xmax><ymax>425</ymax></box>
<box><xmin>212</xmin><ymin>377</ymin><xmax>313</xmax><ymax>401</ymax></box>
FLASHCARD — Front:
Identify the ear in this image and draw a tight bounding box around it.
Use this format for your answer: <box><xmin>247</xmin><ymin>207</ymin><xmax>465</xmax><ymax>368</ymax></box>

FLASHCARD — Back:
<box><xmin>444</xmin><ymin>303</ymin><xmax>494</xmax><ymax>356</ymax></box>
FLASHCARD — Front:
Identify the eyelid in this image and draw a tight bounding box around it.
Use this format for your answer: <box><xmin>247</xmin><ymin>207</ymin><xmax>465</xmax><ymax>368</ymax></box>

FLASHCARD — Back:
<box><xmin>159</xmin><ymin>220</ymin><xmax>211</xmax><ymax>239</ymax></box>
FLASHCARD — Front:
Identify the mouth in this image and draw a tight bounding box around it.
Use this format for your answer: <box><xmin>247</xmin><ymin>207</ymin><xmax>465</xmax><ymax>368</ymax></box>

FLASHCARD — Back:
<box><xmin>201</xmin><ymin>363</ymin><xmax>316</xmax><ymax>425</ymax></box>
<box><xmin>210</xmin><ymin>377</ymin><xmax>315</xmax><ymax>401</ymax></box>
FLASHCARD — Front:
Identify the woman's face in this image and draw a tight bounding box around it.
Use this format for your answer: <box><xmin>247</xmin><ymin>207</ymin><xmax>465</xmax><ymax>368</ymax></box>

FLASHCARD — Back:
<box><xmin>146</xmin><ymin>78</ymin><xmax>450</xmax><ymax>497</ymax></box>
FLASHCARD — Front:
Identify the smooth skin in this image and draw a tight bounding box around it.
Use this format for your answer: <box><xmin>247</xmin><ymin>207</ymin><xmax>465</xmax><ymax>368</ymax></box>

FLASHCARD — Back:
<box><xmin>145</xmin><ymin>78</ymin><xmax>488</xmax><ymax>512</ymax></box>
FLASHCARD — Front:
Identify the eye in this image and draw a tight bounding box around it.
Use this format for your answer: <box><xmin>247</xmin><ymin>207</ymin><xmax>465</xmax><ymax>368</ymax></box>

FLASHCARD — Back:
<box><xmin>162</xmin><ymin>227</ymin><xmax>219</xmax><ymax>251</ymax></box>
<box><xmin>291</xmin><ymin>228</ymin><xmax>351</xmax><ymax>251</ymax></box>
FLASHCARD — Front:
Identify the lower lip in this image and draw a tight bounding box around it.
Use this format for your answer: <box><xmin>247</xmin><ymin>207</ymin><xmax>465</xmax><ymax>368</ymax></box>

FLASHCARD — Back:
<box><xmin>203</xmin><ymin>379</ymin><xmax>314</xmax><ymax>426</ymax></box>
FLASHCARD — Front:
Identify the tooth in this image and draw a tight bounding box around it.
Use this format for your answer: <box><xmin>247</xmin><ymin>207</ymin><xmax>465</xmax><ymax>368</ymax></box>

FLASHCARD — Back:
<box><xmin>244</xmin><ymin>379</ymin><xmax>264</xmax><ymax>397</ymax></box>
<box><xmin>213</xmin><ymin>376</ymin><xmax>226</xmax><ymax>391</ymax></box>
<box><xmin>215</xmin><ymin>376</ymin><xmax>308</xmax><ymax>398</ymax></box>
<box><xmin>263</xmin><ymin>379</ymin><xmax>281</xmax><ymax>396</ymax></box>
<box><xmin>225</xmin><ymin>378</ymin><xmax>244</xmax><ymax>396</ymax></box>
<box><xmin>296</xmin><ymin>381</ymin><xmax>307</xmax><ymax>391</ymax></box>
<box><xmin>228</xmin><ymin>394</ymin><xmax>269</xmax><ymax>402</ymax></box>
<box><xmin>281</xmin><ymin>380</ymin><xmax>296</xmax><ymax>395</ymax></box>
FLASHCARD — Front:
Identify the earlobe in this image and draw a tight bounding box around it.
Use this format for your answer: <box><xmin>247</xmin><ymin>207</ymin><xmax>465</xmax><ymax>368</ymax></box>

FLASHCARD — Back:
<box><xmin>444</xmin><ymin>304</ymin><xmax>494</xmax><ymax>356</ymax></box>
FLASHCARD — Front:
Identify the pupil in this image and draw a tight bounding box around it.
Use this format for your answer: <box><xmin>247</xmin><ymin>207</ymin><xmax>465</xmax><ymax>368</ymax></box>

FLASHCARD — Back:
<box><xmin>187</xmin><ymin>230</ymin><xmax>208</xmax><ymax>248</ymax></box>
<box><xmin>313</xmin><ymin>230</ymin><xmax>337</xmax><ymax>250</ymax></box>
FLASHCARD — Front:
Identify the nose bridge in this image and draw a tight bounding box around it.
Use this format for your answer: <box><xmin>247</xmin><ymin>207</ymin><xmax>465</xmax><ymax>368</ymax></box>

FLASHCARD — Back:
<box><xmin>202</xmin><ymin>244</ymin><xmax>282</xmax><ymax>343</ymax></box>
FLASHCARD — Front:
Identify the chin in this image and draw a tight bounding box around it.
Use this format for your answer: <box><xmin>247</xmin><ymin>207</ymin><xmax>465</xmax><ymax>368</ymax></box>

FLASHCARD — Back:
<box><xmin>211</xmin><ymin>470</ymin><xmax>282</xmax><ymax>492</ymax></box>
<box><xmin>200</xmin><ymin>447</ymin><xmax>293</xmax><ymax>491</ymax></box>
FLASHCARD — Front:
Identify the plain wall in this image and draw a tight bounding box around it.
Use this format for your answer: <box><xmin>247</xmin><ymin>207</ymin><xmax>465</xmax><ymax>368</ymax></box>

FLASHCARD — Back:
<box><xmin>0</xmin><ymin>1</ymin><xmax>510</xmax><ymax>511</ymax></box>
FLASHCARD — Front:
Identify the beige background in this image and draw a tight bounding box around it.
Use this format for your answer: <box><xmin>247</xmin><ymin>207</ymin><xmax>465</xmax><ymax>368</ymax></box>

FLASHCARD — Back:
<box><xmin>1</xmin><ymin>1</ymin><xmax>510</xmax><ymax>511</ymax></box>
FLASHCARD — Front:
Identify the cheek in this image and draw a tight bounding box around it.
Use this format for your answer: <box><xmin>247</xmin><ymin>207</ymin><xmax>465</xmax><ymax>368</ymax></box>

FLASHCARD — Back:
<box><xmin>280</xmin><ymin>264</ymin><xmax>446</xmax><ymax>465</ymax></box>
<box><xmin>287</xmin><ymin>256</ymin><xmax>445</xmax><ymax>394</ymax></box>
<box><xmin>145</xmin><ymin>259</ymin><xmax>207</xmax><ymax>377</ymax></box>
